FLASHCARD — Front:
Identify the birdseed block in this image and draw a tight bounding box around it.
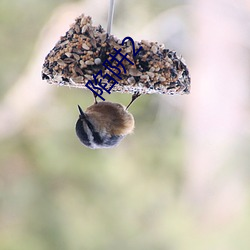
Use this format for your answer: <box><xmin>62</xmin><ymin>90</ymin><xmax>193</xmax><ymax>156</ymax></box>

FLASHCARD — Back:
<box><xmin>42</xmin><ymin>14</ymin><xmax>190</xmax><ymax>95</ymax></box>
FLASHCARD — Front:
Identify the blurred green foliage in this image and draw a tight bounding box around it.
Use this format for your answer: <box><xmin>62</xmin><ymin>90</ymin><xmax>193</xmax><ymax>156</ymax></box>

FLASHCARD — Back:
<box><xmin>1</xmin><ymin>1</ymin><xmax>250</xmax><ymax>250</ymax></box>
<box><xmin>0</xmin><ymin>0</ymin><xmax>71</xmax><ymax>97</ymax></box>
<box><xmin>0</xmin><ymin>1</ymin><xmax>187</xmax><ymax>249</ymax></box>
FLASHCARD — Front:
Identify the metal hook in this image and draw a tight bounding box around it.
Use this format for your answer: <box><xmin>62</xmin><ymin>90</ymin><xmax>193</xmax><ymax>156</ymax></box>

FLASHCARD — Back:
<box><xmin>107</xmin><ymin>0</ymin><xmax>115</xmax><ymax>35</ymax></box>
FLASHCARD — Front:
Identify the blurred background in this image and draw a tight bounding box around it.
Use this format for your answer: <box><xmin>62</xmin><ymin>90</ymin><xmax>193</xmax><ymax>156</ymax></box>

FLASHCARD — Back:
<box><xmin>1</xmin><ymin>0</ymin><xmax>250</xmax><ymax>249</ymax></box>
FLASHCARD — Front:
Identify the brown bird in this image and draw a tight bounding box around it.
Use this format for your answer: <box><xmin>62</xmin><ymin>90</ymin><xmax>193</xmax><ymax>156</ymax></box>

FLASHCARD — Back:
<box><xmin>76</xmin><ymin>101</ymin><xmax>135</xmax><ymax>149</ymax></box>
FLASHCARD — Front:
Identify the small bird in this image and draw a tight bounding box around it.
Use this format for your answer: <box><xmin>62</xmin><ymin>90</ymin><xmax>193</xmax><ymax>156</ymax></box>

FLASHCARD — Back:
<box><xmin>76</xmin><ymin>101</ymin><xmax>135</xmax><ymax>149</ymax></box>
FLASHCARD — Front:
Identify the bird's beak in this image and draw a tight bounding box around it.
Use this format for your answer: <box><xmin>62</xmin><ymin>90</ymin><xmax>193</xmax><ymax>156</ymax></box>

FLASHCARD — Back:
<box><xmin>77</xmin><ymin>105</ymin><xmax>86</xmax><ymax>119</ymax></box>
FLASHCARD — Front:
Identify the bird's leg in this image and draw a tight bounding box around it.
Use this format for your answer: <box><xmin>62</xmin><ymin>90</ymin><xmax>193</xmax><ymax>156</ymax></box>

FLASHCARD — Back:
<box><xmin>93</xmin><ymin>92</ymin><xmax>98</xmax><ymax>104</ymax></box>
<box><xmin>126</xmin><ymin>92</ymin><xmax>141</xmax><ymax>110</ymax></box>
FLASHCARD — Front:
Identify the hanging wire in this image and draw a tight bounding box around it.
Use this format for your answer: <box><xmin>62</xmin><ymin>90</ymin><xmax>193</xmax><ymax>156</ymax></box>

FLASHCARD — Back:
<box><xmin>107</xmin><ymin>0</ymin><xmax>115</xmax><ymax>35</ymax></box>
